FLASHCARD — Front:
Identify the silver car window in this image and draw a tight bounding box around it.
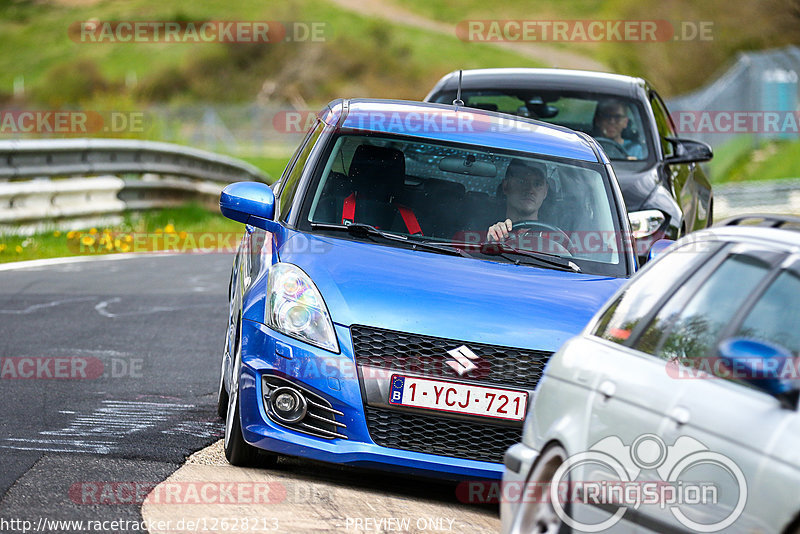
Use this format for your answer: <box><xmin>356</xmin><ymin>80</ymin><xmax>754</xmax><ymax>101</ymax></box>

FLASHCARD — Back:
<box><xmin>654</xmin><ymin>254</ymin><xmax>772</xmax><ymax>361</ymax></box>
<box><xmin>735</xmin><ymin>269</ymin><xmax>800</xmax><ymax>355</ymax></box>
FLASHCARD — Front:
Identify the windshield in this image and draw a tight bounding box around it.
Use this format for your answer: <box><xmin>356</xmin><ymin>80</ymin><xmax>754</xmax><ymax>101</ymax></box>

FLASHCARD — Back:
<box><xmin>301</xmin><ymin>133</ymin><xmax>629</xmax><ymax>276</ymax></box>
<box><xmin>432</xmin><ymin>90</ymin><xmax>652</xmax><ymax>164</ymax></box>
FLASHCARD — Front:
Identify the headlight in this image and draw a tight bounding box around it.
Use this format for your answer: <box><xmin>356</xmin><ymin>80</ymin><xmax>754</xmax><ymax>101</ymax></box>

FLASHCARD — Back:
<box><xmin>628</xmin><ymin>210</ymin><xmax>665</xmax><ymax>239</ymax></box>
<box><xmin>266</xmin><ymin>263</ymin><xmax>339</xmax><ymax>353</ymax></box>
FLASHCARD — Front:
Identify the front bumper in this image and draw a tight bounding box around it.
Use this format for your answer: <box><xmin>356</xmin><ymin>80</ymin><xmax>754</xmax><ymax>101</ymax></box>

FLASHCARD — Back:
<box><xmin>499</xmin><ymin>442</ymin><xmax>540</xmax><ymax>534</ymax></box>
<box><xmin>237</xmin><ymin>319</ymin><xmax>506</xmax><ymax>480</ymax></box>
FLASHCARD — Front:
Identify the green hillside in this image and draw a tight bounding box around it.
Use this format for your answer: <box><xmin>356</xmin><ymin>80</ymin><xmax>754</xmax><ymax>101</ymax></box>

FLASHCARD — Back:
<box><xmin>394</xmin><ymin>0</ymin><xmax>800</xmax><ymax>96</ymax></box>
<box><xmin>0</xmin><ymin>0</ymin><xmax>541</xmax><ymax>107</ymax></box>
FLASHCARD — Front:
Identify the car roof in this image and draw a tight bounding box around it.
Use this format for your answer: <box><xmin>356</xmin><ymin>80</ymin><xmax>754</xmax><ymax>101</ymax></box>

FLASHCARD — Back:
<box><xmin>425</xmin><ymin>68</ymin><xmax>648</xmax><ymax>100</ymax></box>
<box><xmin>683</xmin><ymin>216</ymin><xmax>800</xmax><ymax>252</ymax></box>
<box><xmin>321</xmin><ymin>98</ymin><xmax>605</xmax><ymax>164</ymax></box>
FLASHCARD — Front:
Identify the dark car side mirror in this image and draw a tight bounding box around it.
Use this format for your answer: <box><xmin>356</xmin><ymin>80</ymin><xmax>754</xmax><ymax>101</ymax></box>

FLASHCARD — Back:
<box><xmin>665</xmin><ymin>137</ymin><xmax>713</xmax><ymax>164</ymax></box>
<box><xmin>718</xmin><ymin>338</ymin><xmax>800</xmax><ymax>409</ymax></box>
<box><xmin>220</xmin><ymin>181</ymin><xmax>281</xmax><ymax>233</ymax></box>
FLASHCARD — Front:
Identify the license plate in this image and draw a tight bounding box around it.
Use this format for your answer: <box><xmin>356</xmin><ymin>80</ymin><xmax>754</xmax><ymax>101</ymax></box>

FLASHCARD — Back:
<box><xmin>388</xmin><ymin>375</ymin><xmax>528</xmax><ymax>421</ymax></box>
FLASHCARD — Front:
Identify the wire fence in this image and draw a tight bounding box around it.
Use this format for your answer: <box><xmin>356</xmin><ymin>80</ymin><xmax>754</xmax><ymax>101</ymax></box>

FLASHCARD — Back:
<box><xmin>667</xmin><ymin>45</ymin><xmax>800</xmax><ymax>150</ymax></box>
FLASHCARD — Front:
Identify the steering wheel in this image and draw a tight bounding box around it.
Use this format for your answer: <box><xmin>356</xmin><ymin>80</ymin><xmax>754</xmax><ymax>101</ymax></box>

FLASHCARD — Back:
<box><xmin>511</xmin><ymin>221</ymin><xmax>576</xmax><ymax>256</ymax></box>
<box><xmin>594</xmin><ymin>137</ymin><xmax>629</xmax><ymax>160</ymax></box>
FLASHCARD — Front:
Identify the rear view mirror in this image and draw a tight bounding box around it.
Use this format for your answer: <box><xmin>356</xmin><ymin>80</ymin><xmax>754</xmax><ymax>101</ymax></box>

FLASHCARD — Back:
<box><xmin>718</xmin><ymin>338</ymin><xmax>799</xmax><ymax>409</ymax></box>
<box><xmin>527</xmin><ymin>103</ymin><xmax>559</xmax><ymax>119</ymax></box>
<box><xmin>438</xmin><ymin>156</ymin><xmax>497</xmax><ymax>177</ymax></box>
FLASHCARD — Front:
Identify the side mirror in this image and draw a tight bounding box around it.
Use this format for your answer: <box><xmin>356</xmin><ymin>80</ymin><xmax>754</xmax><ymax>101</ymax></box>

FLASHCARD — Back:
<box><xmin>718</xmin><ymin>338</ymin><xmax>799</xmax><ymax>409</ymax></box>
<box><xmin>219</xmin><ymin>181</ymin><xmax>280</xmax><ymax>233</ymax></box>
<box><xmin>665</xmin><ymin>138</ymin><xmax>713</xmax><ymax>164</ymax></box>
<box><xmin>646</xmin><ymin>238</ymin><xmax>674</xmax><ymax>262</ymax></box>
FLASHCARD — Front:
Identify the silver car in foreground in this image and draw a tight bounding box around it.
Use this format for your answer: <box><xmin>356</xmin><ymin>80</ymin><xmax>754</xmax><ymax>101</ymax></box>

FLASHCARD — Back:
<box><xmin>502</xmin><ymin>215</ymin><xmax>800</xmax><ymax>534</ymax></box>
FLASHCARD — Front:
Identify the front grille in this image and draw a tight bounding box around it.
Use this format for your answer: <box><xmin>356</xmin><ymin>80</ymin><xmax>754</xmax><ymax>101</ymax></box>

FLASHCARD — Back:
<box><xmin>351</xmin><ymin>325</ymin><xmax>551</xmax><ymax>389</ymax></box>
<box><xmin>262</xmin><ymin>375</ymin><xmax>347</xmax><ymax>440</ymax></box>
<box><xmin>365</xmin><ymin>407</ymin><xmax>521</xmax><ymax>463</ymax></box>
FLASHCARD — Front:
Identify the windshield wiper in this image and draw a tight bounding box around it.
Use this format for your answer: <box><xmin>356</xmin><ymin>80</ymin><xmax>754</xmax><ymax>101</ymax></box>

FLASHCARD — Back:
<box><xmin>403</xmin><ymin>236</ymin><xmax>474</xmax><ymax>258</ymax></box>
<box><xmin>479</xmin><ymin>243</ymin><xmax>581</xmax><ymax>273</ymax></box>
<box><xmin>309</xmin><ymin>223</ymin><xmax>579</xmax><ymax>270</ymax></box>
<box><xmin>310</xmin><ymin>223</ymin><xmax>471</xmax><ymax>258</ymax></box>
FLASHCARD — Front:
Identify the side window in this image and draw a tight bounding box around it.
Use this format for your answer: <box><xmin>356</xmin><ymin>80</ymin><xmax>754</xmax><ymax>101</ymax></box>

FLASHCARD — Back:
<box><xmin>653</xmin><ymin>254</ymin><xmax>772</xmax><ymax>362</ymax></box>
<box><xmin>734</xmin><ymin>267</ymin><xmax>800</xmax><ymax>354</ymax></box>
<box><xmin>593</xmin><ymin>242</ymin><xmax>721</xmax><ymax>344</ymax></box>
<box><xmin>634</xmin><ymin>252</ymin><xmax>727</xmax><ymax>355</ymax></box>
<box><xmin>649</xmin><ymin>92</ymin><xmax>675</xmax><ymax>157</ymax></box>
<box><xmin>278</xmin><ymin>120</ymin><xmax>325</xmax><ymax>222</ymax></box>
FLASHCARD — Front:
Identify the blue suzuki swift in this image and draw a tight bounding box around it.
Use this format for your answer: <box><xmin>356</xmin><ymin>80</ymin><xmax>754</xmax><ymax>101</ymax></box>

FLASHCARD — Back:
<box><xmin>217</xmin><ymin>99</ymin><xmax>637</xmax><ymax>480</ymax></box>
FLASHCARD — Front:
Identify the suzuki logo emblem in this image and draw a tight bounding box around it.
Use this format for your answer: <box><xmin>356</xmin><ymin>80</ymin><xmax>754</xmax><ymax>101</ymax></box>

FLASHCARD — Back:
<box><xmin>445</xmin><ymin>345</ymin><xmax>480</xmax><ymax>376</ymax></box>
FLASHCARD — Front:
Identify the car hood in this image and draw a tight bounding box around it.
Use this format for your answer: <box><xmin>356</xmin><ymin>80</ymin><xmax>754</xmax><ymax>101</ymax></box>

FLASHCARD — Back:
<box><xmin>276</xmin><ymin>233</ymin><xmax>625</xmax><ymax>352</ymax></box>
<box><xmin>611</xmin><ymin>163</ymin><xmax>660</xmax><ymax>212</ymax></box>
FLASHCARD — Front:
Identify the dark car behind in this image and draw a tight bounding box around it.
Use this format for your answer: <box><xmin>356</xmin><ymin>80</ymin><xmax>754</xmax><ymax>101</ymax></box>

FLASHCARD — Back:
<box><xmin>425</xmin><ymin>68</ymin><xmax>714</xmax><ymax>260</ymax></box>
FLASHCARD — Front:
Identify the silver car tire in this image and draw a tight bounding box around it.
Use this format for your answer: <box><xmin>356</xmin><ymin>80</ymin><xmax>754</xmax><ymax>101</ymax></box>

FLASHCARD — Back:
<box><xmin>510</xmin><ymin>444</ymin><xmax>570</xmax><ymax>534</ymax></box>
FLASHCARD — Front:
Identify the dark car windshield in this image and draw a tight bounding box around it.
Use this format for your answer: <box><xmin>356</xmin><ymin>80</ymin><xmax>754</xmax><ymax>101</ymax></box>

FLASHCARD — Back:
<box><xmin>299</xmin><ymin>133</ymin><xmax>630</xmax><ymax>277</ymax></box>
<box><xmin>431</xmin><ymin>90</ymin><xmax>652</xmax><ymax>163</ymax></box>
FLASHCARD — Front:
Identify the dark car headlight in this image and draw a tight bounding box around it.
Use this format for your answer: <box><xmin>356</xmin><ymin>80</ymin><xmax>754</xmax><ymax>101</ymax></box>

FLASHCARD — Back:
<box><xmin>628</xmin><ymin>210</ymin><xmax>666</xmax><ymax>239</ymax></box>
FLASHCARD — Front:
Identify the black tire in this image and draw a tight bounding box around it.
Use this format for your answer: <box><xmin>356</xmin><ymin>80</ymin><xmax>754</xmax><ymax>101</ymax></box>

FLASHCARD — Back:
<box><xmin>223</xmin><ymin>381</ymin><xmax>261</xmax><ymax>466</ymax></box>
<box><xmin>510</xmin><ymin>444</ymin><xmax>571</xmax><ymax>534</ymax></box>
<box><xmin>216</xmin><ymin>358</ymin><xmax>228</xmax><ymax>419</ymax></box>
<box><xmin>222</xmin><ymin>318</ymin><xmax>278</xmax><ymax>468</ymax></box>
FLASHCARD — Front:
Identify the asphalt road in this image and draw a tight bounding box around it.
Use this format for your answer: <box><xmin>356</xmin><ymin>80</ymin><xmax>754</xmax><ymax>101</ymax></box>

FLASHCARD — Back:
<box><xmin>0</xmin><ymin>253</ymin><xmax>500</xmax><ymax>534</ymax></box>
<box><xmin>0</xmin><ymin>253</ymin><xmax>233</xmax><ymax>531</ymax></box>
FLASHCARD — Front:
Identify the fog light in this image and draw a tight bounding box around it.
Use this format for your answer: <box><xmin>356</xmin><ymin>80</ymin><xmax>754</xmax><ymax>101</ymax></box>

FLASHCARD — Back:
<box><xmin>275</xmin><ymin>392</ymin><xmax>297</xmax><ymax>412</ymax></box>
<box><xmin>269</xmin><ymin>387</ymin><xmax>307</xmax><ymax>424</ymax></box>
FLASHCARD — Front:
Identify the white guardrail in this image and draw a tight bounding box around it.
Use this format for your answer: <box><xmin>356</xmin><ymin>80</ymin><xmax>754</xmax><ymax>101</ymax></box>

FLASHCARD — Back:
<box><xmin>0</xmin><ymin>138</ymin><xmax>269</xmax><ymax>234</ymax></box>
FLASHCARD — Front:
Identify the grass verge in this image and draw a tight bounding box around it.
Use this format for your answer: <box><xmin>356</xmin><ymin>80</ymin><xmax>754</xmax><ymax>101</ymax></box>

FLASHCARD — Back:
<box><xmin>710</xmin><ymin>137</ymin><xmax>800</xmax><ymax>183</ymax></box>
<box><xmin>0</xmin><ymin>203</ymin><xmax>245</xmax><ymax>264</ymax></box>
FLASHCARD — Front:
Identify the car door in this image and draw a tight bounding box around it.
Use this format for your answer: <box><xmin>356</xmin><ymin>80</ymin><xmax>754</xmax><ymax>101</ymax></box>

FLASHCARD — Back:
<box><xmin>650</xmin><ymin>92</ymin><xmax>712</xmax><ymax>232</ymax></box>
<box><xmin>650</xmin><ymin>92</ymin><xmax>693</xmax><ymax>232</ymax></box>
<box><xmin>660</xmin><ymin>253</ymin><xmax>800</xmax><ymax>533</ymax></box>
<box><xmin>626</xmin><ymin>244</ymin><xmax>789</xmax><ymax>532</ymax></box>
<box><xmin>571</xmin><ymin>241</ymin><xmax>724</xmax><ymax>532</ymax></box>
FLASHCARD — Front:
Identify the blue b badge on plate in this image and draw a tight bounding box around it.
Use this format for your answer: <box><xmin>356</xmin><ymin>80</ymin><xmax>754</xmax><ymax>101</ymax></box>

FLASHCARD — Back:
<box><xmin>389</xmin><ymin>375</ymin><xmax>405</xmax><ymax>404</ymax></box>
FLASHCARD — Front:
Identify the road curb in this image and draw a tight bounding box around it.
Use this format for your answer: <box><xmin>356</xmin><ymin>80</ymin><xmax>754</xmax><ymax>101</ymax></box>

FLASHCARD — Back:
<box><xmin>141</xmin><ymin>440</ymin><xmax>500</xmax><ymax>534</ymax></box>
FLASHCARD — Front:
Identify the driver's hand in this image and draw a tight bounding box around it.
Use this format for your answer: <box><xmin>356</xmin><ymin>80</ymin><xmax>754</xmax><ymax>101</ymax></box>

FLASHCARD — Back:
<box><xmin>487</xmin><ymin>219</ymin><xmax>513</xmax><ymax>242</ymax></box>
